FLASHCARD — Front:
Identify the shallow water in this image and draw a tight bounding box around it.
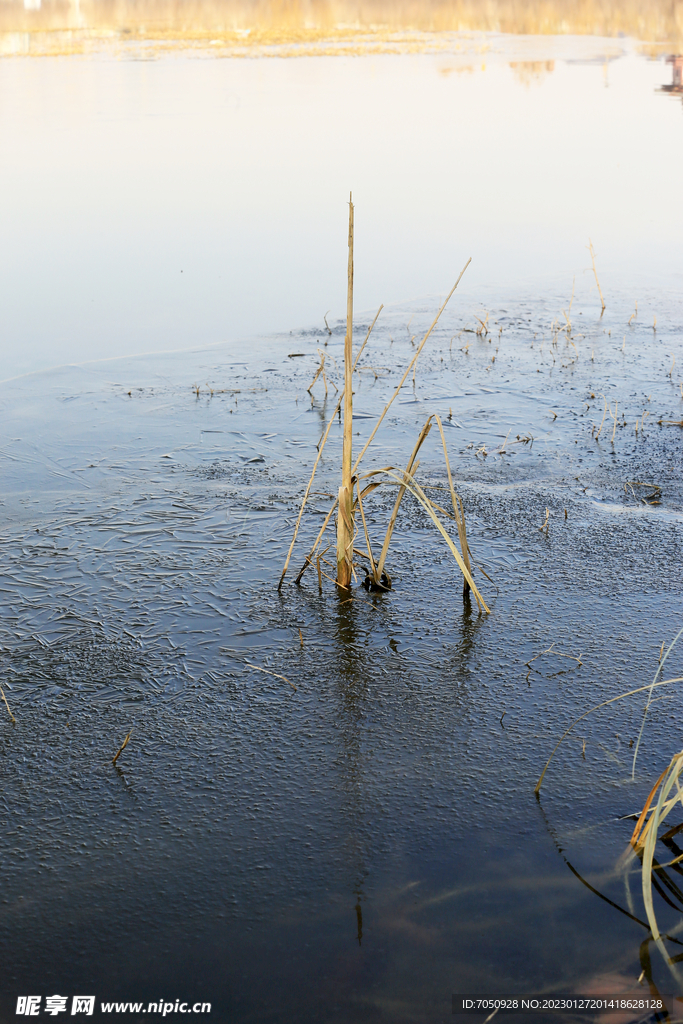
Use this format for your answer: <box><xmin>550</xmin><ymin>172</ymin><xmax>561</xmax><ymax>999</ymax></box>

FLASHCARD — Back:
<box><xmin>1</xmin><ymin>269</ymin><xmax>683</xmax><ymax>1019</ymax></box>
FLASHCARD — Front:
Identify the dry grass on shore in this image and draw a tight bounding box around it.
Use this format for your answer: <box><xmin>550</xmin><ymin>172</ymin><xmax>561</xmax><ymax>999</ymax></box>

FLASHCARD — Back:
<box><xmin>2</xmin><ymin>0</ymin><xmax>682</xmax><ymax>56</ymax></box>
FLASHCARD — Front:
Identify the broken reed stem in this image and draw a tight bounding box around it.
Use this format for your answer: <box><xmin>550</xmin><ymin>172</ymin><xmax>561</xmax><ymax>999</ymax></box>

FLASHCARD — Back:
<box><xmin>611</xmin><ymin>401</ymin><xmax>618</xmax><ymax>443</ymax></box>
<box><xmin>0</xmin><ymin>683</ymin><xmax>16</xmax><ymax>724</ymax></box>
<box><xmin>630</xmin><ymin>766</ymin><xmax>670</xmax><ymax>850</ymax></box>
<box><xmin>278</xmin><ymin>301</ymin><xmax>383</xmax><ymax>590</ymax></box>
<box><xmin>337</xmin><ymin>193</ymin><xmax>355</xmax><ymax>588</ymax></box>
<box><xmin>588</xmin><ymin>238</ymin><xmax>606</xmax><ymax>312</ymax></box>
<box><xmin>307</xmin><ymin>351</ymin><xmax>328</xmax><ymax>395</ymax></box>
<box><xmin>112</xmin><ymin>732</ymin><xmax>131</xmax><ymax>765</ymax></box>
<box><xmin>307</xmin><ymin>358</ymin><xmax>323</xmax><ymax>393</ymax></box>
<box><xmin>631</xmin><ymin>626</ymin><xmax>683</xmax><ymax>778</ymax></box>
<box><xmin>434</xmin><ymin>414</ymin><xmax>474</xmax><ymax>596</ymax></box>
<box><xmin>534</xmin><ymin>675</ymin><xmax>683</xmax><ymax>795</ymax></box>
<box><xmin>639</xmin><ymin>752</ymin><xmax>683</xmax><ymax>957</ymax></box>
<box><xmin>355</xmin><ymin>481</ymin><xmax>377</xmax><ymax>579</ymax></box>
<box><xmin>294</xmin><ymin>496</ymin><xmax>338</xmax><ymax>585</ymax></box>
<box><xmin>244</xmin><ymin>660</ymin><xmax>297</xmax><ymax>692</ymax></box>
<box><xmin>526</xmin><ymin>643</ymin><xmax>582</xmax><ymax>668</ymax></box>
<box><xmin>351</xmin><ymin>259</ymin><xmax>471</xmax><ymax>479</ymax></box>
<box><xmin>361</xmin><ymin>465</ymin><xmax>489</xmax><ymax>612</ymax></box>
<box><xmin>375</xmin><ymin>418</ymin><xmax>433</xmax><ymax>581</ymax></box>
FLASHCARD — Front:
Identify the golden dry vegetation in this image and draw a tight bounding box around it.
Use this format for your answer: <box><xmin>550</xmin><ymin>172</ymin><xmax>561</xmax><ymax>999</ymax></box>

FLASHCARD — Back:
<box><xmin>1</xmin><ymin>0</ymin><xmax>682</xmax><ymax>56</ymax></box>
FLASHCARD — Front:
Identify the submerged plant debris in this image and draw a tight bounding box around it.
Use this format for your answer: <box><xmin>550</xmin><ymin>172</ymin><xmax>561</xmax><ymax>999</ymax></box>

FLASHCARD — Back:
<box><xmin>0</xmin><ymin>282</ymin><xmax>682</xmax><ymax>1020</ymax></box>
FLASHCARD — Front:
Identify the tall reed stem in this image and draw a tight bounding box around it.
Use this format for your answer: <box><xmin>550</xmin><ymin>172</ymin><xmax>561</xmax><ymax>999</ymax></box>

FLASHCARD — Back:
<box><xmin>588</xmin><ymin>238</ymin><xmax>606</xmax><ymax>313</ymax></box>
<box><xmin>375</xmin><ymin>417</ymin><xmax>433</xmax><ymax>581</ymax></box>
<box><xmin>337</xmin><ymin>194</ymin><xmax>354</xmax><ymax>588</ymax></box>
<box><xmin>288</xmin><ymin>306</ymin><xmax>382</xmax><ymax>588</ymax></box>
<box><xmin>351</xmin><ymin>258</ymin><xmax>471</xmax><ymax>477</ymax></box>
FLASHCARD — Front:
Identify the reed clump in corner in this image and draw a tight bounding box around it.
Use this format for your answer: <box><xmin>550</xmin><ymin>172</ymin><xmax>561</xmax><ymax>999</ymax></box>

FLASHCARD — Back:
<box><xmin>278</xmin><ymin>198</ymin><xmax>489</xmax><ymax>613</ymax></box>
<box><xmin>628</xmin><ymin>752</ymin><xmax>683</xmax><ymax>963</ymax></box>
<box><xmin>535</xmin><ymin>628</ymin><xmax>683</xmax><ymax>795</ymax></box>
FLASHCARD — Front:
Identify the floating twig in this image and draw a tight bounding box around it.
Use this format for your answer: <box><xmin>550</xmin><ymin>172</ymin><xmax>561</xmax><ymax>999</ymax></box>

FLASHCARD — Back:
<box><xmin>112</xmin><ymin>732</ymin><xmax>131</xmax><ymax>765</ymax></box>
<box><xmin>526</xmin><ymin>643</ymin><xmax>583</xmax><ymax>670</ymax></box>
<box><xmin>244</xmin><ymin>661</ymin><xmax>297</xmax><ymax>692</ymax></box>
<box><xmin>0</xmin><ymin>683</ymin><xmax>15</xmax><ymax>724</ymax></box>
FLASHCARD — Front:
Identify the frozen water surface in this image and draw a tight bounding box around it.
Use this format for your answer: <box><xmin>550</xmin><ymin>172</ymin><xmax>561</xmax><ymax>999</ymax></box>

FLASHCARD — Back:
<box><xmin>0</xmin><ymin>28</ymin><xmax>682</xmax><ymax>1024</ymax></box>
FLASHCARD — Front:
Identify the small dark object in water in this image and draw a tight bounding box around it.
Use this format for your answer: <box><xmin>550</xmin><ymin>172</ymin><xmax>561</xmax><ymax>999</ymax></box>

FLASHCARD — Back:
<box><xmin>362</xmin><ymin>570</ymin><xmax>391</xmax><ymax>592</ymax></box>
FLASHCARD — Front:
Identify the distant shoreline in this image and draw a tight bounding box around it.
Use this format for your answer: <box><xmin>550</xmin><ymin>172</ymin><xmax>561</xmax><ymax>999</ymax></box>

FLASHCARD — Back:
<box><xmin>0</xmin><ymin>0</ymin><xmax>681</xmax><ymax>59</ymax></box>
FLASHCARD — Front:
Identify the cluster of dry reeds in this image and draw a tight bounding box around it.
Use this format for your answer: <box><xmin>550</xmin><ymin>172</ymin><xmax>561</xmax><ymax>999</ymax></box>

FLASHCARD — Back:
<box><xmin>536</xmin><ymin>630</ymin><xmax>683</xmax><ymax>982</ymax></box>
<box><xmin>279</xmin><ymin>196</ymin><xmax>489</xmax><ymax>613</ymax></box>
<box><xmin>620</xmin><ymin>750</ymin><xmax>683</xmax><ymax>989</ymax></box>
<box><xmin>5</xmin><ymin>0</ymin><xmax>683</xmax><ymax>45</ymax></box>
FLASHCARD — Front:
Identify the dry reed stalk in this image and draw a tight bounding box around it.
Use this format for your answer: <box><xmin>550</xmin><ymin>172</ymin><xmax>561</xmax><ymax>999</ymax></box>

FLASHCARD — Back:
<box><xmin>631</xmin><ymin>627</ymin><xmax>683</xmax><ymax>777</ymax></box>
<box><xmin>307</xmin><ymin>350</ymin><xmax>329</xmax><ymax>395</ymax></box>
<box><xmin>588</xmin><ymin>239</ymin><xmax>606</xmax><ymax>312</ymax></box>
<box><xmin>611</xmin><ymin>401</ymin><xmax>618</xmax><ymax>443</ymax></box>
<box><xmin>475</xmin><ymin>312</ymin><xmax>489</xmax><ymax>336</ymax></box>
<box><xmin>630</xmin><ymin>766</ymin><xmax>670</xmax><ymax>850</ymax></box>
<box><xmin>337</xmin><ymin>193</ymin><xmax>355</xmax><ymax>588</ymax></box>
<box><xmin>290</xmin><ymin>263</ymin><xmax>461</xmax><ymax>587</ymax></box>
<box><xmin>293</xmin><ymin>496</ymin><xmax>338</xmax><ymax>585</ymax></box>
<box><xmin>278</xmin><ymin>303</ymin><xmax>383</xmax><ymax>590</ymax></box>
<box><xmin>0</xmin><ymin>683</ymin><xmax>16</xmax><ymax>724</ymax></box>
<box><xmin>13</xmin><ymin>2</ymin><xmax>683</xmax><ymax>54</ymax></box>
<box><xmin>637</xmin><ymin>751</ymin><xmax>683</xmax><ymax>980</ymax></box>
<box><xmin>434</xmin><ymin>414</ymin><xmax>475</xmax><ymax>596</ymax></box>
<box><xmin>355</xmin><ymin>481</ymin><xmax>377</xmax><ymax>580</ymax></box>
<box><xmin>625</xmin><ymin>481</ymin><xmax>661</xmax><ymax>505</ymax></box>
<box><xmin>351</xmin><ymin>259</ymin><xmax>471</xmax><ymax>479</ymax></box>
<box><xmin>359</xmin><ymin>465</ymin><xmax>489</xmax><ymax>611</ymax></box>
<box><xmin>526</xmin><ymin>643</ymin><xmax>582</xmax><ymax>670</ymax></box>
<box><xmin>286</xmin><ymin>256</ymin><xmax>470</xmax><ymax>591</ymax></box>
<box><xmin>315</xmin><ymin>307</ymin><xmax>382</xmax><ymax>448</ymax></box>
<box><xmin>375</xmin><ymin>417</ymin><xmax>433</xmax><ymax>582</ymax></box>
<box><xmin>112</xmin><ymin>732</ymin><xmax>131</xmax><ymax>765</ymax></box>
<box><xmin>534</xmin><ymin>675</ymin><xmax>683</xmax><ymax>794</ymax></box>
<box><xmin>245</xmin><ymin>660</ymin><xmax>297</xmax><ymax>691</ymax></box>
